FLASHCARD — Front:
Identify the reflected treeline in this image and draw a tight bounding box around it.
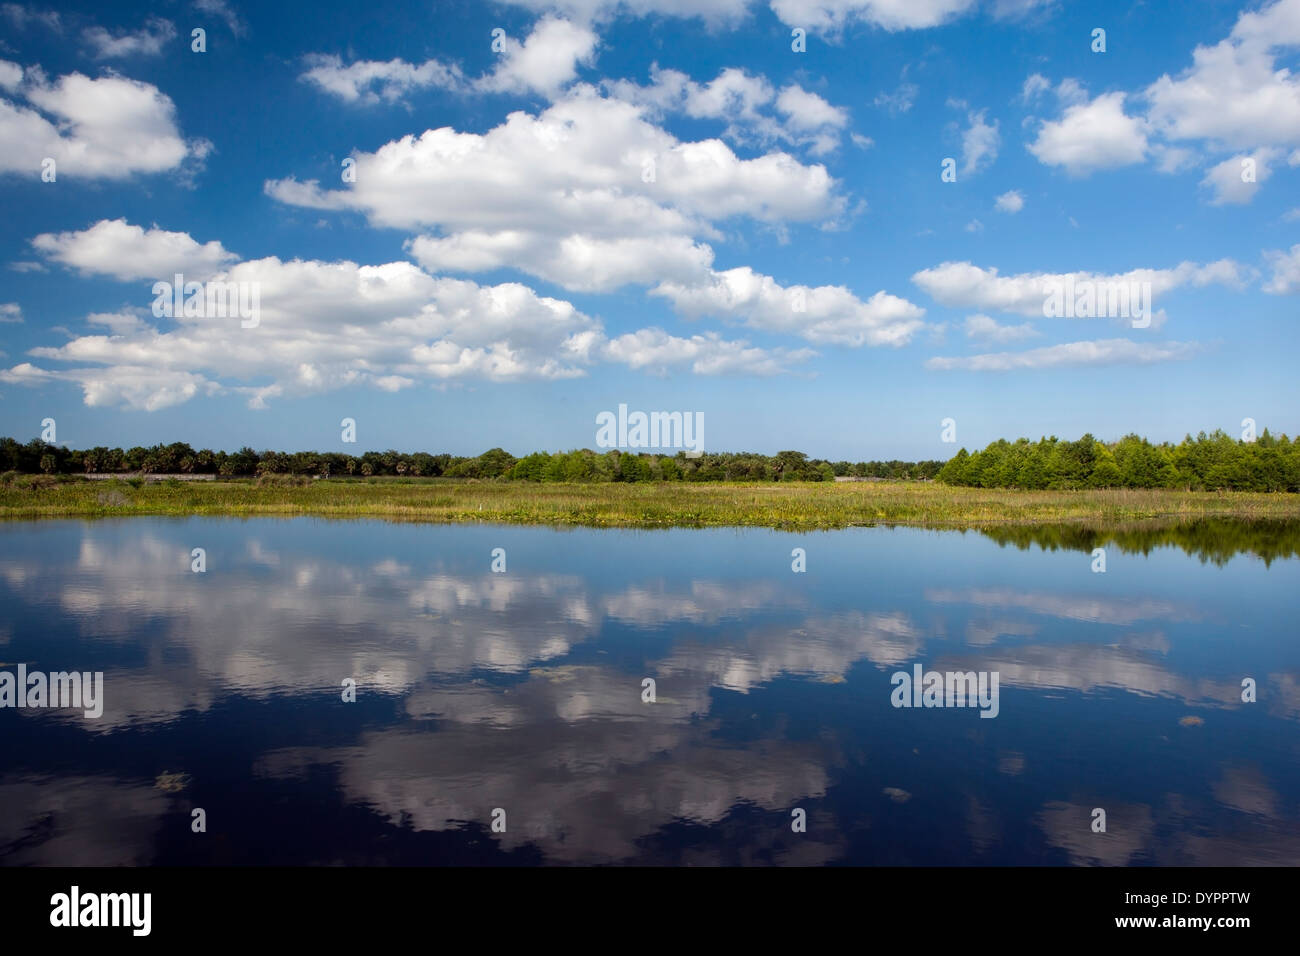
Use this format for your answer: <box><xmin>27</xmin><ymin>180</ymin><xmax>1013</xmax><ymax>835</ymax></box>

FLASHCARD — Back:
<box><xmin>976</xmin><ymin>518</ymin><xmax>1300</xmax><ymax>566</ymax></box>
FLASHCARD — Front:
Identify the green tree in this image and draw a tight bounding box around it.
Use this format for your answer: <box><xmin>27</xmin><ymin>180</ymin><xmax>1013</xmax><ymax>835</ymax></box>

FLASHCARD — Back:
<box><xmin>1089</xmin><ymin>442</ymin><xmax>1121</xmax><ymax>487</ymax></box>
<box><xmin>937</xmin><ymin>448</ymin><xmax>972</xmax><ymax>485</ymax></box>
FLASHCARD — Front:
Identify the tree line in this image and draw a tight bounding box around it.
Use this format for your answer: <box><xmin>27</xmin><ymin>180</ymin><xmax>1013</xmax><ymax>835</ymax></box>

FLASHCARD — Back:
<box><xmin>4</xmin><ymin>430</ymin><xmax>1295</xmax><ymax>490</ymax></box>
<box><xmin>0</xmin><ymin>437</ymin><xmax>941</xmax><ymax>483</ymax></box>
<box><xmin>937</xmin><ymin>430</ymin><xmax>1299</xmax><ymax>492</ymax></box>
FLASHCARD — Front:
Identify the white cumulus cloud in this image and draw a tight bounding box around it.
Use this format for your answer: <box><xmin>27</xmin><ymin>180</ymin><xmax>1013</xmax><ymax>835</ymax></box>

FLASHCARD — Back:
<box><xmin>0</xmin><ymin>68</ymin><xmax>202</xmax><ymax>179</ymax></box>
<box><xmin>1027</xmin><ymin>90</ymin><xmax>1148</xmax><ymax>175</ymax></box>
<box><xmin>4</xmin><ymin>220</ymin><xmax>816</xmax><ymax>410</ymax></box>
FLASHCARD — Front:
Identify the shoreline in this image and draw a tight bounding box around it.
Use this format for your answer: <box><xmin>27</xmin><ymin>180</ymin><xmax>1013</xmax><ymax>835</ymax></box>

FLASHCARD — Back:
<box><xmin>3</xmin><ymin>478</ymin><xmax>1298</xmax><ymax>531</ymax></box>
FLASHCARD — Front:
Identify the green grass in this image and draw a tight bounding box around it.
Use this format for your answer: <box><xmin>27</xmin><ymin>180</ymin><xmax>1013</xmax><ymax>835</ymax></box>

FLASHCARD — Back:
<box><xmin>2</xmin><ymin>476</ymin><xmax>1298</xmax><ymax>531</ymax></box>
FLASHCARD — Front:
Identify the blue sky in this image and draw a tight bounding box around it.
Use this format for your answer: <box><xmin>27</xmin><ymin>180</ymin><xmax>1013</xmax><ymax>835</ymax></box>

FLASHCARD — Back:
<box><xmin>0</xmin><ymin>0</ymin><xmax>1297</xmax><ymax>460</ymax></box>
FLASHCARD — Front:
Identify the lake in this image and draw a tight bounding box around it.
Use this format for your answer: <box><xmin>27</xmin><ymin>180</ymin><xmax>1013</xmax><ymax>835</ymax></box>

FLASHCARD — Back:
<box><xmin>1</xmin><ymin>518</ymin><xmax>1297</xmax><ymax>865</ymax></box>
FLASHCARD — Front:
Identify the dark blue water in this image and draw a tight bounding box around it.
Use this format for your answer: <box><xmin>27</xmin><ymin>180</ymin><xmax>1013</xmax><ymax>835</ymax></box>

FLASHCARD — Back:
<box><xmin>1</xmin><ymin>518</ymin><xmax>1297</xmax><ymax>865</ymax></box>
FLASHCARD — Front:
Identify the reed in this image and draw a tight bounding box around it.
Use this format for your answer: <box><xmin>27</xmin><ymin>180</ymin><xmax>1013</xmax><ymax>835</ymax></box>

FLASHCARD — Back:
<box><xmin>2</xmin><ymin>476</ymin><xmax>1297</xmax><ymax>530</ymax></box>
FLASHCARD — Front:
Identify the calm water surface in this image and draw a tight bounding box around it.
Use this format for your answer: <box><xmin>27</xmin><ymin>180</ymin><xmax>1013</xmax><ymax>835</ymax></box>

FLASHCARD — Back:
<box><xmin>1</xmin><ymin>518</ymin><xmax>1297</xmax><ymax>865</ymax></box>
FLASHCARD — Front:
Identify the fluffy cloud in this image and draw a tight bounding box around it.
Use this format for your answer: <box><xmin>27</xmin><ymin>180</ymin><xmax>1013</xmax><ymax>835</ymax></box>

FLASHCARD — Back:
<box><xmin>1023</xmin><ymin>1</ymin><xmax>1300</xmax><ymax>199</ymax></box>
<box><xmin>653</xmin><ymin>267</ymin><xmax>924</xmax><ymax>347</ymax></box>
<box><xmin>0</xmin><ymin>66</ymin><xmax>203</xmax><ymax>178</ymax></box>
<box><xmin>1200</xmin><ymin>147</ymin><xmax>1280</xmax><ymax>204</ymax></box>
<box><xmin>775</xmin><ymin>84</ymin><xmax>848</xmax><ymax>131</ymax></box>
<box><xmin>409</xmin><ymin>232</ymin><xmax>714</xmax><ymax>293</ymax></box>
<box><xmin>31</xmin><ymin>219</ymin><xmax>238</xmax><ymax>281</ymax></box>
<box><xmin>4</xmin><ymin>220</ymin><xmax>812</xmax><ymax>410</ymax></box>
<box><xmin>301</xmin><ymin>17</ymin><xmax>595</xmax><ymax>103</ymax></box>
<box><xmin>926</xmin><ymin>338</ymin><xmax>1201</xmax><ymax>371</ymax></box>
<box><xmin>299</xmin><ymin>55</ymin><xmax>463</xmax><ymax>104</ymax></box>
<box><xmin>477</xmin><ymin>16</ymin><xmax>599</xmax><ymax>97</ymax></box>
<box><xmin>1027</xmin><ymin>91</ymin><xmax>1149</xmax><ymax>175</ymax></box>
<box><xmin>1145</xmin><ymin>0</ymin><xmax>1300</xmax><ymax>150</ymax></box>
<box><xmin>1</xmin><ymin>362</ymin><xmax>216</xmax><ymax>412</ymax></box>
<box><xmin>912</xmin><ymin>259</ymin><xmax>1246</xmax><ymax>317</ymax></box>
<box><xmin>269</xmin><ymin>84</ymin><xmax>916</xmax><ymax>347</ymax></box>
<box><xmin>266</xmin><ymin>88</ymin><xmax>841</xmax><ymax>232</ymax></box>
